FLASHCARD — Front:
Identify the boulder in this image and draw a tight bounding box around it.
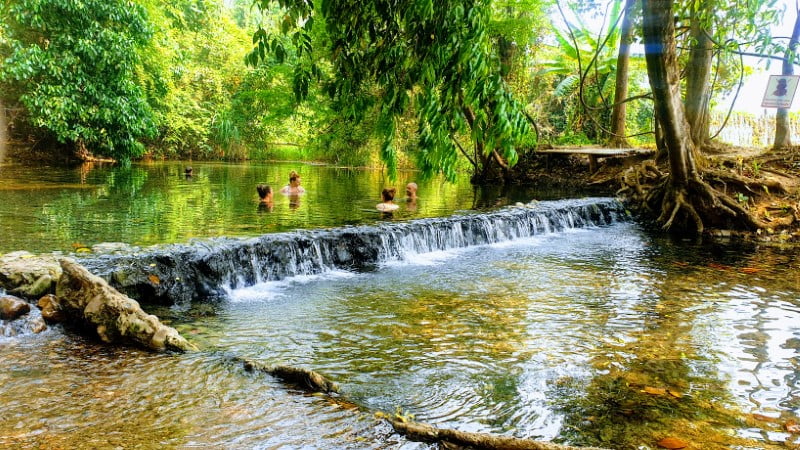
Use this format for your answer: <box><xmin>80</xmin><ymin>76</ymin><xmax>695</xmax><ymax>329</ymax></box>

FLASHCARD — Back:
<box><xmin>55</xmin><ymin>258</ymin><xmax>197</xmax><ymax>352</ymax></box>
<box><xmin>37</xmin><ymin>294</ymin><xmax>66</xmax><ymax>323</ymax></box>
<box><xmin>0</xmin><ymin>252</ymin><xmax>61</xmax><ymax>298</ymax></box>
<box><xmin>0</xmin><ymin>295</ymin><xmax>31</xmax><ymax>320</ymax></box>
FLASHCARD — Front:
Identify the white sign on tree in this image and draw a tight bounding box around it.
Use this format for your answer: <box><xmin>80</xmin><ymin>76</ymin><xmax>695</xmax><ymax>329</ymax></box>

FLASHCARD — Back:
<box><xmin>761</xmin><ymin>75</ymin><xmax>800</xmax><ymax>108</ymax></box>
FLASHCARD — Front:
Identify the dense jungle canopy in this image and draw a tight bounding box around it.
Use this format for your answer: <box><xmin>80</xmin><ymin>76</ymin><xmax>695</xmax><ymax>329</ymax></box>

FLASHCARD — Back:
<box><xmin>2</xmin><ymin>0</ymin><xmax>800</xmax><ymax>233</ymax></box>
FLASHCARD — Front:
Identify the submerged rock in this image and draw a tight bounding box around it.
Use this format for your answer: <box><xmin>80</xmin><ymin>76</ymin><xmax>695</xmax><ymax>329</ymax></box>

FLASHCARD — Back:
<box><xmin>0</xmin><ymin>252</ymin><xmax>61</xmax><ymax>298</ymax></box>
<box><xmin>0</xmin><ymin>294</ymin><xmax>30</xmax><ymax>320</ymax></box>
<box><xmin>55</xmin><ymin>258</ymin><xmax>197</xmax><ymax>352</ymax></box>
<box><xmin>37</xmin><ymin>294</ymin><xmax>66</xmax><ymax>323</ymax></box>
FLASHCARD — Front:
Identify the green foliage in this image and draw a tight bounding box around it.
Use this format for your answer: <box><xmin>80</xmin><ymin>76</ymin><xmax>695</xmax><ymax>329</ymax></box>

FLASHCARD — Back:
<box><xmin>249</xmin><ymin>0</ymin><xmax>540</xmax><ymax>180</ymax></box>
<box><xmin>0</xmin><ymin>0</ymin><xmax>157</xmax><ymax>160</ymax></box>
<box><xmin>534</xmin><ymin>1</ymin><xmax>639</xmax><ymax>144</ymax></box>
<box><xmin>137</xmin><ymin>0</ymin><xmax>251</xmax><ymax>159</ymax></box>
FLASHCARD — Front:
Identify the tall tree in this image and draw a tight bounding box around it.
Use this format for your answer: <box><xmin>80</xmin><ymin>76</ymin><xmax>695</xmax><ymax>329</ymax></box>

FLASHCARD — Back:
<box><xmin>683</xmin><ymin>0</ymin><xmax>714</xmax><ymax>148</ymax></box>
<box><xmin>0</xmin><ymin>0</ymin><xmax>156</xmax><ymax>161</ymax></box>
<box><xmin>608</xmin><ymin>0</ymin><xmax>637</xmax><ymax>147</ymax></box>
<box><xmin>632</xmin><ymin>0</ymin><xmax>763</xmax><ymax>233</ymax></box>
<box><xmin>773</xmin><ymin>3</ymin><xmax>800</xmax><ymax>149</ymax></box>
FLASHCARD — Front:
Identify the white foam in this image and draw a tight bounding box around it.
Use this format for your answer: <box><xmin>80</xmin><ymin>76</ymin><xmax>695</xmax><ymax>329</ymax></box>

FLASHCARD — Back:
<box><xmin>226</xmin><ymin>269</ymin><xmax>356</xmax><ymax>303</ymax></box>
<box><xmin>487</xmin><ymin>234</ymin><xmax>547</xmax><ymax>249</ymax></box>
<box><xmin>381</xmin><ymin>248</ymin><xmax>463</xmax><ymax>267</ymax></box>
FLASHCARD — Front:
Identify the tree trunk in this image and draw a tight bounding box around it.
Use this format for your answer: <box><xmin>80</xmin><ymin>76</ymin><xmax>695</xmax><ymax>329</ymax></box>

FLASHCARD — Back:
<box><xmin>773</xmin><ymin>7</ymin><xmax>800</xmax><ymax>149</ymax></box>
<box><xmin>642</xmin><ymin>0</ymin><xmax>694</xmax><ymax>187</ymax></box>
<box><xmin>75</xmin><ymin>139</ymin><xmax>92</xmax><ymax>162</ymax></box>
<box><xmin>684</xmin><ymin>2</ymin><xmax>714</xmax><ymax>148</ymax></box>
<box><xmin>609</xmin><ymin>0</ymin><xmax>637</xmax><ymax>148</ymax></box>
<box><xmin>626</xmin><ymin>0</ymin><xmax>765</xmax><ymax>233</ymax></box>
<box><xmin>498</xmin><ymin>35</ymin><xmax>517</xmax><ymax>80</ymax></box>
<box><xmin>0</xmin><ymin>99</ymin><xmax>6</xmax><ymax>162</ymax></box>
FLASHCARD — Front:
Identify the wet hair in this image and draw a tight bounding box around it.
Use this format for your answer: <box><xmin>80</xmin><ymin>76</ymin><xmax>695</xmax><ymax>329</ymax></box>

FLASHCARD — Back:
<box><xmin>185</xmin><ymin>166</ymin><xmax>193</xmax><ymax>176</ymax></box>
<box><xmin>289</xmin><ymin>170</ymin><xmax>300</xmax><ymax>183</ymax></box>
<box><xmin>257</xmin><ymin>184</ymin><xmax>272</xmax><ymax>199</ymax></box>
<box><xmin>381</xmin><ymin>188</ymin><xmax>396</xmax><ymax>202</ymax></box>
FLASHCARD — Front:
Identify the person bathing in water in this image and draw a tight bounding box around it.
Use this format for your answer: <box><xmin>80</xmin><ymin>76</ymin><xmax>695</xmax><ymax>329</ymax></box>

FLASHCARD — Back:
<box><xmin>279</xmin><ymin>170</ymin><xmax>305</xmax><ymax>195</ymax></box>
<box><xmin>405</xmin><ymin>182</ymin><xmax>417</xmax><ymax>201</ymax></box>
<box><xmin>257</xmin><ymin>184</ymin><xmax>273</xmax><ymax>204</ymax></box>
<box><xmin>404</xmin><ymin>182</ymin><xmax>418</xmax><ymax>211</ymax></box>
<box><xmin>376</xmin><ymin>188</ymin><xmax>399</xmax><ymax>211</ymax></box>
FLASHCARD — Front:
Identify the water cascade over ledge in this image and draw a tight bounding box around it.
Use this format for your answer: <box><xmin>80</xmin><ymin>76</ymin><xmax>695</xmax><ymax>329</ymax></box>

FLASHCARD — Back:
<box><xmin>81</xmin><ymin>198</ymin><xmax>628</xmax><ymax>305</ymax></box>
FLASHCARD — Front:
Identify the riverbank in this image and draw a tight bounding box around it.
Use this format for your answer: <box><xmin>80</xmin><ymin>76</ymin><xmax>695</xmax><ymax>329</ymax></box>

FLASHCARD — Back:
<box><xmin>512</xmin><ymin>144</ymin><xmax>800</xmax><ymax>243</ymax></box>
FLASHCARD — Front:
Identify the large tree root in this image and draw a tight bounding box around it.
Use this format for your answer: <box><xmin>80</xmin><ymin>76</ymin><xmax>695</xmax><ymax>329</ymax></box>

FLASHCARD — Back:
<box><xmin>385</xmin><ymin>417</ymin><xmax>608</xmax><ymax>450</ymax></box>
<box><xmin>619</xmin><ymin>162</ymin><xmax>768</xmax><ymax>233</ymax></box>
<box><xmin>705</xmin><ymin>169</ymin><xmax>787</xmax><ymax>195</ymax></box>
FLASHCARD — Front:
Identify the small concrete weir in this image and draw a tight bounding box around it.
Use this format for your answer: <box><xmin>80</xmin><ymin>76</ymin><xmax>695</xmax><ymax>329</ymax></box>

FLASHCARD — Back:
<box><xmin>80</xmin><ymin>198</ymin><xmax>628</xmax><ymax>305</ymax></box>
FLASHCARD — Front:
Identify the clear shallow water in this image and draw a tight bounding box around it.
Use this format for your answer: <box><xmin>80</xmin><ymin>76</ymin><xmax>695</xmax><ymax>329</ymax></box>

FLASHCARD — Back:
<box><xmin>2</xmin><ymin>222</ymin><xmax>799</xmax><ymax>449</ymax></box>
<box><xmin>0</xmin><ymin>161</ymin><xmax>581</xmax><ymax>254</ymax></box>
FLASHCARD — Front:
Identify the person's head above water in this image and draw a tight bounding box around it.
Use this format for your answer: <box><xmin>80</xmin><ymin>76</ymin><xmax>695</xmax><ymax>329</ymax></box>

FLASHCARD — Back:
<box><xmin>405</xmin><ymin>182</ymin><xmax>418</xmax><ymax>200</ymax></box>
<box><xmin>257</xmin><ymin>184</ymin><xmax>272</xmax><ymax>201</ymax></box>
<box><xmin>289</xmin><ymin>170</ymin><xmax>301</xmax><ymax>186</ymax></box>
<box><xmin>381</xmin><ymin>187</ymin><xmax>396</xmax><ymax>203</ymax></box>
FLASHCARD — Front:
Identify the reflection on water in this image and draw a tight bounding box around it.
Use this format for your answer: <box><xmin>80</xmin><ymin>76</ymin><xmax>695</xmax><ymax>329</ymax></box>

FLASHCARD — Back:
<box><xmin>1</xmin><ymin>223</ymin><xmax>799</xmax><ymax>448</ymax></box>
<box><xmin>0</xmin><ymin>161</ymin><xmax>586</xmax><ymax>254</ymax></box>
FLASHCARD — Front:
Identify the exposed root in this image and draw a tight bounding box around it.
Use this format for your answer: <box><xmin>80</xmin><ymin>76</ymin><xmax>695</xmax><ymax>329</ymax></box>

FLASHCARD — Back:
<box><xmin>617</xmin><ymin>160</ymin><xmax>664</xmax><ymax>199</ymax></box>
<box><xmin>620</xmin><ymin>160</ymin><xmax>768</xmax><ymax>233</ymax></box>
<box><xmin>705</xmin><ymin>169</ymin><xmax>787</xmax><ymax>195</ymax></box>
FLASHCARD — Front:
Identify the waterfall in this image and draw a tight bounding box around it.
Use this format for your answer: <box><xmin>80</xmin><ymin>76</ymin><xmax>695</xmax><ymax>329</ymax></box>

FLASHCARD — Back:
<box><xmin>81</xmin><ymin>198</ymin><xmax>628</xmax><ymax>305</ymax></box>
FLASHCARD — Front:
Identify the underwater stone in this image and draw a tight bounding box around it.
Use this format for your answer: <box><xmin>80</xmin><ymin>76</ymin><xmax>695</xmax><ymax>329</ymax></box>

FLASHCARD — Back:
<box><xmin>0</xmin><ymin>295</ymin><xmax>31</xmax><ymax>320</ymax></box>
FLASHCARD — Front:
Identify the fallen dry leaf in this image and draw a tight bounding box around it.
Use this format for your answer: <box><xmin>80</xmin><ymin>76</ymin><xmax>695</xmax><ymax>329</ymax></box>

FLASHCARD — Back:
<box><xmin>657</xmin><ymin>437</ymin><xmax>688</xmax><ymax>449</ymax></box>
<box><xmin>786</xmin><ymin>419</ymin><xmax>800</xmax><ymax>433</ymax></box>
<box><xmin>148</xmin><ymin>274</ymin><xmax>160</xmax><ymax>285</ymax></box>
<box><xmin>740</xmin><ymin>267</ymin><xmax>761</xmax><ymax>274</ymax></box>
<box><xmin>667</xmin><ymin>390</ymin><xmax>682</xmax><ymax>398</ymax></box>
<box><xmin>643</xmin><ymin>386</ymin><xmax>667</xmax><ymax>395</ymax></box>
<box><xmin>752</xmin><ymin>413</ymin><xmax>780</xmax><ymax>423</ymax></box>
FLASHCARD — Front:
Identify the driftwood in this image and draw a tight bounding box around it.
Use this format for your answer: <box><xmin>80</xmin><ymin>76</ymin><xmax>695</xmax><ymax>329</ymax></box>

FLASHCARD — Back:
<box><xmin>234</xmin><ymin>356</ymin><xmax>605</xmax><ymax>449</ymax></box>
<box><xmin>386</xmin><ymin>417</ymin><xmax>608</xmax><ymax>450</ymax></box>
<box><xmin>238</xmin><ymin>357</ymin><xmax>339</xmax><ymax>393</ymax></box>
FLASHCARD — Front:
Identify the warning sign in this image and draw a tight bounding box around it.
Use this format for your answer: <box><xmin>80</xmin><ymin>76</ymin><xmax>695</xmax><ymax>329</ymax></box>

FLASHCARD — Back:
<box><xmin>761</xmin><ymin>75</ymin><xmax>800</xmax><ymax>108</ymax></box>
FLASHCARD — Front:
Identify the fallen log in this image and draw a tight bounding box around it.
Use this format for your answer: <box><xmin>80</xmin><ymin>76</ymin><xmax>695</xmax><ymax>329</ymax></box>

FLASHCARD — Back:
<box><xmin>238</xmin><ymin>357</ymin><xmax>339</xmax><ymax>394</ymax></box>
<box><xmin>385</xmin><ymin>417</ymin><xmax>608</xmax><ymax>450</ymax></box>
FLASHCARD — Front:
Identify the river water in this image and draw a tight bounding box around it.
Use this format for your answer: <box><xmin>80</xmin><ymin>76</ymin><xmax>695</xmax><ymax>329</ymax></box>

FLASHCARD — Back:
<box><xmin>1</xmin><ymin>162</ymin><xmax>799</xmax><ymax>449</ymax></box>
<box><xmin>0</xmin><ymin>161</ymin><xmax>562</xmax><ymax>254</ymax></box>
